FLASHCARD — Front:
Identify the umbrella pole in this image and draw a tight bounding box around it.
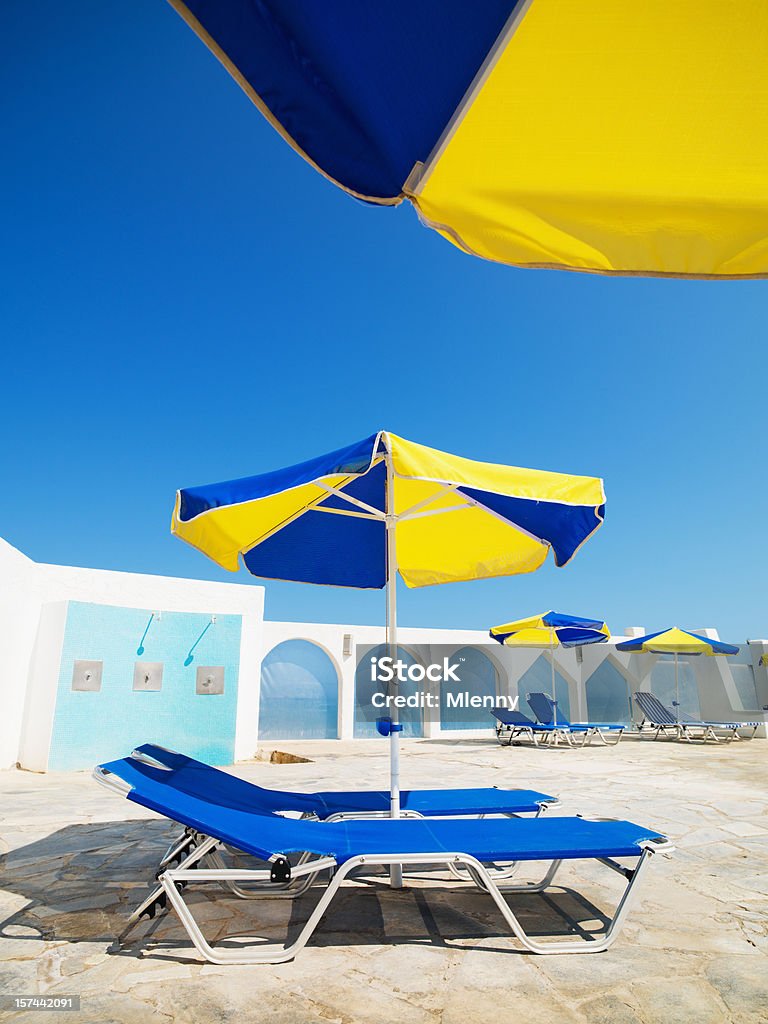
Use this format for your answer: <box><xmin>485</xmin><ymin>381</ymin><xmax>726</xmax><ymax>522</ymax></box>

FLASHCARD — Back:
<box><xmin>386</xmin><ymin>454</ymin><xmax>403</xmax><ymax>889</ymax></box>
<box><xmin>674</xmin><ymin>651</ymin><xmax>680</xmax><ymax>733</ymax></box>
<box><xmin>550</xmin><ymin>627</ymin><xmax>557</xmax><ymax>728</ymax></box>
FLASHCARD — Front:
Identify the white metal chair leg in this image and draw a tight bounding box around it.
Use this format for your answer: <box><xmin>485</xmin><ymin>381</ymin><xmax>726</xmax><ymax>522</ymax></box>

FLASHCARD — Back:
<box><xmin>473</xmin><ymin>848</ymin><xmax>655</xmax><ymax>954</ymax></box>
<box><xmin>115</xmin><ymin>834</ymin><xmax>220</xmax><ymax>944</ymax></box>
<box><xmin>495</xmin><ymin>858</ymin><xmax>563</xmax><ymax>893</ymax></box>
<box><xmin>466</xmin><ymin>857</ymin><xmax>562</xmax><ymax>894</ymax></box>
<box><xmin>159</xmin><ymin>856</ymin><xmax>345</xmax><ymax>965</ymax></box>
<box><xmin>153</xmin><ymin>842</ymin><xmax>666</xmax><ymax>963</ymax></box>
<box><xmin>592</xmin><ymin>728</ymin><xmax>624</xmax><ymax>746</ymax></box>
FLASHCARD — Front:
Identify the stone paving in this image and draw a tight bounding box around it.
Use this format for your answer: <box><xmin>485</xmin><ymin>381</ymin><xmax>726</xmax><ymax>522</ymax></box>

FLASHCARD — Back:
<box><xmin>1</xmin><ymin>736</ymin><xmax>767</xmax><ymax>1023</ymax></box>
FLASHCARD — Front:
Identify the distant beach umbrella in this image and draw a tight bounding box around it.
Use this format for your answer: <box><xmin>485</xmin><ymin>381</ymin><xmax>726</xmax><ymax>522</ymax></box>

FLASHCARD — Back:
<box><xmin>490</xmin><ymin>611</ymin><xmax>610</xmax><ymax>724</ymax></box>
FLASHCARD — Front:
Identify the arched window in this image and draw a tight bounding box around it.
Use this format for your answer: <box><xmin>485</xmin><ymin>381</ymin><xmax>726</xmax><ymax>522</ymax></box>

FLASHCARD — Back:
<box><xmin>586</xmin><ymin>660</ymin><xmax>632</xmax><ymax>725</ymax></box>
<box><xmin>441</xmin><ymin>648</ymin><xmax>497</xmax><ymax>731</ymax></box>
<box><xmin>258</xmin><ymin>640</ymin><xmax>339</xmax><ymax>740</ymax></box>
<box><xmin>650</xmin><ymin>656</ymin><xmax>700</xmax><ymax>718</ymax></box>
<box><xmin>729</xmin><ymin>646</ymin><xmax>760</xmax><ymax>711</ymax></box>
<box><xmin>354</xmin><ymin>644</ymin><xmax>424</xmax><ymax>738</ymax></box>
<box><xmin>517</xmin><ymin>655</ymin><xmax>571</xmax><ymax>722</ymax></box>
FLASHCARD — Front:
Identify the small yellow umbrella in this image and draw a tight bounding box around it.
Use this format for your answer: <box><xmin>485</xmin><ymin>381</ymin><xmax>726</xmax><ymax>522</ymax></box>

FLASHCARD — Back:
<box><xmin>616</xmin><ymin>628</ymin><xmax>738</xmax><ymax>725</ymax></box>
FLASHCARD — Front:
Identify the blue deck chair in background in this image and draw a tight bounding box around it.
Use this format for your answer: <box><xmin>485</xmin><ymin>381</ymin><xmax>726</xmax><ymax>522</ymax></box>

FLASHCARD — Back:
<box><xmin>491</xmin><ymin>709</ymin><xmax>565</xmax><ymax>747</ymax></box>
<box><xmin>527</xmin><ymin>692</ymin><xmax>626</xmax><ymax>746</ymax></box>
<box><xmin>632</xmin><ymin>692</ymin><xmax>680</xmax><ymax>740</ymax></box>
<box><xmin>95</xmin><ymin>752</ymin><xmax>672</xmax><ymax>963</ymax></box>
<box><xmin>633</xmin><ymin>692</ymin><xmax>759</xmax><ymax>743</ymax></box>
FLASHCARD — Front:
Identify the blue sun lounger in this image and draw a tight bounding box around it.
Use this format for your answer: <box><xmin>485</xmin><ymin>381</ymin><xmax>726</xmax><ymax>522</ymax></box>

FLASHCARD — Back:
<box><xmin>130</xmin><ymin>743</ymin><xmax>558</xmax><ymax>818</ymax></box>
<box><xmin>490</xmin><ymin>709</ymin><xmax>561</xmax><ymax>746</ymax></box>
<box><xmin>527</xmin><ymin>692</ymin><xmax>626</xmax><ymax>746</ymax></box>
<box><xmin>633</xmin><ymin>692</ymin><xmax>759</xmax><ymax>742</ymax></box>
<box><xmin>95</xmin><ymin>752</ymin><xmax>671</xmax><ymax>963</ymax></box>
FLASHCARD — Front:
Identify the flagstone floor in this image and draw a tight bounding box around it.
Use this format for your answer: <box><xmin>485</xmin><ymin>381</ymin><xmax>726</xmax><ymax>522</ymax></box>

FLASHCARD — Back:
<box><xmin>1</xmin><ymin>736</ymin><xmax>767</xmax><ymax>1024</ymax></box>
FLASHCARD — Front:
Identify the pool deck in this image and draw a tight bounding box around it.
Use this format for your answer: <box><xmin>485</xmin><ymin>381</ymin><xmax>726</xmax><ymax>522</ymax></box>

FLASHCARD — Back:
<box><xmin>1</xmin><ymin>736</ymin><xmax>767</xmax><ymax>1023</ymax></box>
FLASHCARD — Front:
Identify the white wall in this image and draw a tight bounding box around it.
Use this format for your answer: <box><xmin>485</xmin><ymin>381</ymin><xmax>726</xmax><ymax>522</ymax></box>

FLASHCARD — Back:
<box><xmin>2</xmin><ymin>531</ymin><xmax>765</xmax><ymax>770</ymax></box>
<box><xmin>255</xmin><ymin>623</ymin><xmax>768</xmax><ymax>746</ymax></box>
<box><xmin>0</xmin><ymin>537</ymin><xmax>265</xmax><ymax>769</ymax></box>
<box><xmin>18</xmin><ymin>601</ymin><xmax>68</xmax><ymax>771</ymax></box>
<box><xmin>258</xmin><ymin>620</ymin><xmax>510</xmax><ymax>741</ymax></box>
<box><xmin>0</xmin><ymin>540</ymin><xmax>45</xmax><ymax>770</ymax></box>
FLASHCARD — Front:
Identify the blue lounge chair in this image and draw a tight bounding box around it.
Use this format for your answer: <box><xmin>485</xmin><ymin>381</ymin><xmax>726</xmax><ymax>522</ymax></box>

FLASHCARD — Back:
<box><xmin>633</xmin><ymin>692</ymin><xmax>759</xmax><ymax>742</ymax></box>
<box><xmin>130</xmin><ymin>743</ymin><xmax>558</xmax><ymax>818</ymax></box>
<box><xmin>527</xmin><ymin>692</ymin><xmax>626</xmax><ymax>746</ymax></box>
<box><xmin>490</xmin><ymin>709</ymin><xmax>561</xmax><ymax>746</ymax></box>
<box><xmin>95</xmin><ymin>752</ymin><xmax>672</xmax><ymax>962</ymax></box>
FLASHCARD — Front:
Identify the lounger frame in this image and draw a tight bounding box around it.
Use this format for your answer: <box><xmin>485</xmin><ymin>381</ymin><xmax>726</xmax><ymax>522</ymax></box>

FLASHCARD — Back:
<box><xmin>633</xmin><ymin>692</ymin><xmax>759</xmax><ymax>743</ymax></box>
<box><xmin>493</xmin><ymin>717</ymin><xmax>561</xmax><ymax>748</ymax></box>
<box><xmin>491</xmin><ymin>709</ymin><xmax>591</xmax><ymax>748</ymax></box>
<box><xmin>525</xmin><ymin>693</ymin><xmax>626</xmax><ymax>747</ymax></box>
<box><xmin>94</xmin><ymin>767</ymin><xmax>672</xmax><ymax>964</ymax></box>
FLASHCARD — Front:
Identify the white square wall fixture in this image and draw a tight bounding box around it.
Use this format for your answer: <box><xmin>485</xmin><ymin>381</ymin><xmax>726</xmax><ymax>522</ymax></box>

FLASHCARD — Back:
<box><xmin>133</xmin><ymin>662</ymin><xmax>163</xmax><ymax>691</ymax></box>
<box><xmin>72</xmin><ymin>660</ymin><xmax>103</xmax><ymax>692</ymax></box>
<box><xmin>196</xmin><ymin>666</ymin><xmax>225</xmax><ymax>695</ymax></box>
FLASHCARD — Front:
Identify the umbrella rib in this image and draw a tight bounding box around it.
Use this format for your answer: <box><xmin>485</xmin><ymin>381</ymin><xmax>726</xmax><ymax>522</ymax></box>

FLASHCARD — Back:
<box><xmin>408</xmin><ymin>0</ymin><xmax>535</xmax><ymax>196</ymax></box>
<box><xmin>236</xmin><ymin>474</ymin><xmax>380</xmax><ymax>558</ymax></box>
<box><xmin>399</xmin><ymin>503</ymin><xmax>473</xmax><ymax>522</ymax></box>
<box><xmin>312</xmin><ymin>506</ymin><xmax>382</xmax><ymax>521</ymax></box>
<box><xmin>315</xmin><ymin>483</ymin><xmax>385</xmax><ymax>519</ymax></box>
<box><xmin>397</xmin><ymin>483</ymin><xmax>461</xmax><ymax>520</ymax></box>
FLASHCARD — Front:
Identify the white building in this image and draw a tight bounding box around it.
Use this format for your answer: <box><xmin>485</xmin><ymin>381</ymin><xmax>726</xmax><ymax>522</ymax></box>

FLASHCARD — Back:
<box><xmin>1</xmin><ymin>535</ymin><xmax>765</xmax><ymax>772</ymax></box>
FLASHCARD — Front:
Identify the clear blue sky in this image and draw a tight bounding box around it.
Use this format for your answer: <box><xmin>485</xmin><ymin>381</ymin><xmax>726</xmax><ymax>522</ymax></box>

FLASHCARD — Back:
<box><xmin>2</xmin><ymin>1</ymin><xmax>765</xmax><ymax>641</ymax></box>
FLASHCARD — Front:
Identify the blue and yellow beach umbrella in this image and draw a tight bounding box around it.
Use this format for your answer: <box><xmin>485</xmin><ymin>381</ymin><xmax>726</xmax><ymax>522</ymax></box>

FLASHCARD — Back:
<box><xmin>490</xmin><ymin>612</ymin><xmax>610</xmax><ymax>650</ymax></box>
<box><xmin>616</xmin><ymin>629</ymin><xmax>738</xmax><ymax>658</ymax></box>
<box><xmin>167</xmin><ymin>1</ymin><xmax>768</xmax><ymax>278</ymax></box>
<box><xmin>172</xmin><ymin>430</ymin><xmax>606</xmax><ymax>882</ymax></box>
<box><xmin>616</xmin><ymin>628</ymin><xmax>738</xmax><ymax>723</ymax></box>
<box><xmin>490</xmin><ymin>611</ymin><xmax>610</xmax><ymax>725</ymax></box>
<box><xmin>172</xmin><ymin>432</ymin><xmax>605</xmax><ymax>590</ymax></box>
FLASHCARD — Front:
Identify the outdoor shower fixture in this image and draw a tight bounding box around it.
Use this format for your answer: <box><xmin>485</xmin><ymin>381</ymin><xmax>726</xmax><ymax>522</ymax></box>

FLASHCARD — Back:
<box><xmin>136</xmin><ymin>611</ymin><xmax>162</xmax><ymax>656</ymax></box>
<box><xmin>196</xmin><ymin>666</ymin><xmax>225</xmax><ymax>695</ymax></box>
<box><xmin>133</xmin><ymin>662</ymin><xmax>163</xmax><ymax>692</ymax></box>
<box><xmin>71</xmin><ymin>660</ymin><xmax>103</xmax><ymax>692</ymax></box>
<box><xmin>184</xmin><ymin>615</ymin><xmax>216</xmax><ymax>666</ymax></box>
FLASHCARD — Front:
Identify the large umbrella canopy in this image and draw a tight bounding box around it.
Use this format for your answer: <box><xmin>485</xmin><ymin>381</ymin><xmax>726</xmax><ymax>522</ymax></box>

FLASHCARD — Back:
<box><xmin>490</xmin><ymin>611</ymin><xmax>610</xmax><ymax>649</ymax></box>
<box><xmin>172</xmin><ymin>432</ymin><xmax>605</xmax><ymax>589</ymax></box>
<box><xmin>490</xmin><ymin>610</ymin><xmax>609</xmax><ymax>726</ymax></box>
<box><xmin>616</xmin><ymin>628</ymin><xmax>738</xmax><ymax>725</ymax></box>
<box><xmin>167</xmin><ymin>0</ymin><xmax>768</xmax><ymax>278</ymax></box>
<box><xmin>173</xmin><ymin>431</ymin><xmax>605</xmax><ymax>886</ymax></box>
